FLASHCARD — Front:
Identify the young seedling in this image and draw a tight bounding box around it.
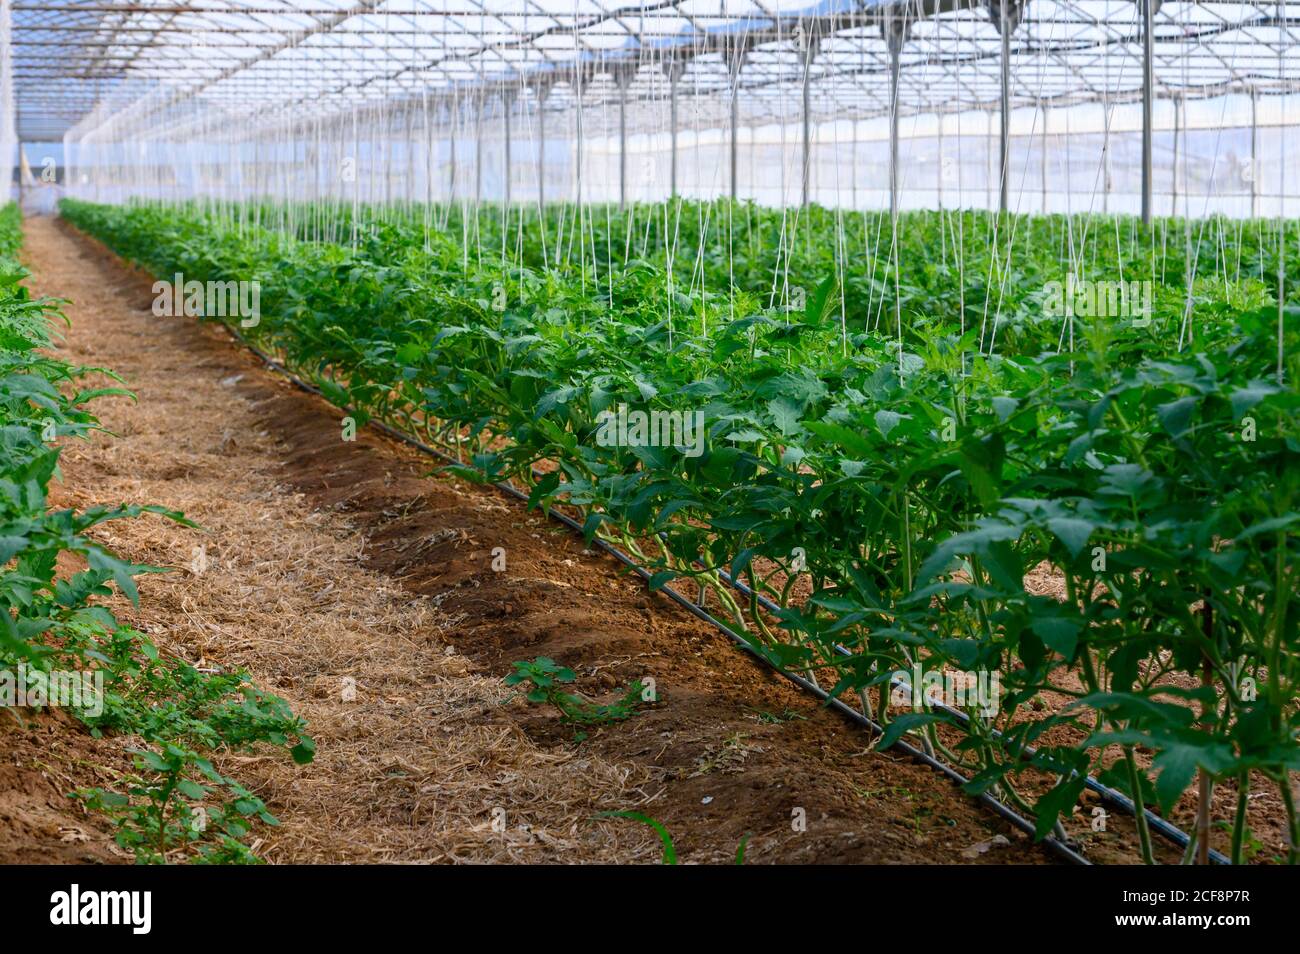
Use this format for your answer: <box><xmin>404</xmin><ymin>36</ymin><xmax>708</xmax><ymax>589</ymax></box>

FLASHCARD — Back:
<box><xmin>504</xmin><ymin>657</ymin><xmax>649</xmax><ymax>728</ymax></box>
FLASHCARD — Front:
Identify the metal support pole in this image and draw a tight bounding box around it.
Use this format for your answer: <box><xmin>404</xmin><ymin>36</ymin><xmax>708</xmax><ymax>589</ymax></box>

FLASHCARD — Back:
<box><xmin>731</xmin><ymin>80</ymin><xmax>739</xmax><ymax>201</ymax></box>
<box><xmin>351</xmin><ymin>107</ymin><xmax>360</xmax><ymax>237</ymax></box>
<box><xmin>617</xmin><ymin>71</ymin><xmax>629</xmax><ymax>208</ymax></box>
<box><xmin>1140</xmin><ymin>0</ymin><xmax>1158</xmax><ymax>226</ymax></box>
<box><xmin>1278</xmin><ymin>0</ymin><xmax>1287</xmax><ymax>387</ymax></box>
<box><xmin>883</xmin><ymin>15</ymin><xmax>908</xmax><ymax>220</ymax></box>
<box><xmin>988</xmin><ymin>0</ymin><xmax>1020</xmax><ymax>214</ymax></box>
<box><xmin>536</xmin><ymin>82</ymin><xmax>549</xmax><ymax>208</ymax></box>
<box><xmin>800</xmin><ymin>29</ymin><xmax>818</xmax><ymax>209</ymax></box>
<box><xmin>1250</xmin><ymin>87</ymin><xmax>1259</xmax><ymax>218</ymax></box>
<box><xmin>575</xmin><ymin>69</ymin><xmax>584</xmax><ymax>206</ymax></box>
<box><xmin>377</xmin><ymin>117</ymin><xmax>384</xmax><ymax>207</ymax></box>
<box><xmin>986</xmin><ymin>111</ymin><xmax>994</xmax><ymax>209</ymax></box>
<box><xmin>1103</xmin><ymin>107</ymin><xmax>1112</xmax><ymax>214</ymax></box>
<box><xmin>316</xmin><ymin>115</ymin><xmax>325</xmax><ymax>219</ymax></box>
<box><xmin>721</xmin><ymin>40</ymin><xmax>747</xmax><ymax>203</ymax></box>
<box><xmin>728</xmin><ymin>46</ymin><xmax>746</xmax><ymax>202</ymax></box>
<box><xmin>1101</xmin><ymin>84</ymin><xmax>1112</xmax><ymax>215</ymax></box>
<box><xmin>1040</xmin><ymin>101</ymin><xmax>1048</xmax><ymax>213</ymax></box>
<box><xmin>474</xmin><ymin>91</ymin><xmax>484</xmax><ymax>205</ymax></box>
<box><xmin>502</xmin><ymin>89</ymin><xmax>514</xmax><ymax>207</ymax></box>
<box><xmin>936</xmin><ymin>112</ymin><xmax>944</xmax><ymax>209</ymax></box>
<box><xmin>666</xmin><ymin>60</ymin><xmax>683</xmax><ymax>198</ymax></box>
<box><xmin>448</xmin><ymin>99</ymin><xmax>457</xmax><ymax>203</ymax></box>
<box><xmin>423</xmin><ymin>92</ymin><xmax>433</xmax><ymax>210</ymax></box>
<box><xmin>1171</xmin><ymin>92</ymin><xmax>1181</xmax><ymax>216</ymax></box>
<box><xmin>853</xmin><ymin>117</ymin><xmax>860</xmax><ymax>208</ymax></box>
<box><xmin>1064</xmin><ymin>106</ymin><xmax>1073</xmax><ymax>214</ymax></box>
<box><xmin>998</xmin><ymin>13</ymin><xmax>1010</xmax><ymax>213</ymax></box>
<box><xmin>405</xmin><ymin>105</ymin><xmax>415</xmax><ymax>211</ymax></box>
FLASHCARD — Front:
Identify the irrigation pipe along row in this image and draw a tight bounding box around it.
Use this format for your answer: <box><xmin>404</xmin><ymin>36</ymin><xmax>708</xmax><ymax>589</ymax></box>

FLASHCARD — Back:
<box><xmin>216</xmin><ymin>321</ymin><xmax>1231</xmax><ymax>867</ymax></box>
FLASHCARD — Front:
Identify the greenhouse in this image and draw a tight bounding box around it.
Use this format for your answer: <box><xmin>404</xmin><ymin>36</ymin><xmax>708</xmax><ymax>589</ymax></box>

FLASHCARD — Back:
<box><xmin>0</xmin><ymin>0</ymin><xmax>1297</xmax><ymax>889</ymax></box>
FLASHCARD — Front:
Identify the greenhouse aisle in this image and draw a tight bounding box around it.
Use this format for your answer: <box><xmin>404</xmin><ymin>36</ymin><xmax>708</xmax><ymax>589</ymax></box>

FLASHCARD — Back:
<box><xmin>15</xmin><ymin>214</ymin><xmax>1069</xmax><ymax>864</ymax></box>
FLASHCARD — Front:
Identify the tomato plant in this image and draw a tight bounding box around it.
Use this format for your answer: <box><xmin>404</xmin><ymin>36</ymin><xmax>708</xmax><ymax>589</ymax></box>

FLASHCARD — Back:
<box><xmin>62</xmin><ymin>196</ymin><xmax>1300</xmax><ymax>863</ymax></box>
<box><xmin>1</xmin><ymin>203</ymin><xmax>313</xmax><ymax>863</ymax></box>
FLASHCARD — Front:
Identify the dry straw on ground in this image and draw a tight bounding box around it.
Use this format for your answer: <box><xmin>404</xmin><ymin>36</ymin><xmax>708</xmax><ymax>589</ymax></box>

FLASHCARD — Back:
<box><xmin>21</xmin><ymin>215</ymin><xmax>659</xmax><ymax>864</ymax></box>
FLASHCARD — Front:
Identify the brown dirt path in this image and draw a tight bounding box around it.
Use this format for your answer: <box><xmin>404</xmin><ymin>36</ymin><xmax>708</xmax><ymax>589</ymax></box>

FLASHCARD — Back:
<box><xmin>7</xmin><ymin>213</ymin><xmax>1067</xmax><ymax>864</ymax></box>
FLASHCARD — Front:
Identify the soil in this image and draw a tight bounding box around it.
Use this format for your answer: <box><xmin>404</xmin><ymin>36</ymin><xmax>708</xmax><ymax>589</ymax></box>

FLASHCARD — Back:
<box><xmin>3</xmin><ymin>213</ymin><xmax>1156</xmax><ymax>865</ymax></box>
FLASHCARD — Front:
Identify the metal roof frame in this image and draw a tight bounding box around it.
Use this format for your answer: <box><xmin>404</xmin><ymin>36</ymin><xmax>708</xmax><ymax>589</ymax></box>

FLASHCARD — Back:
<box><xmin>8</xmin><ymin>1</ymin><xmax>1296</xmax><ymax>142</ymax></box>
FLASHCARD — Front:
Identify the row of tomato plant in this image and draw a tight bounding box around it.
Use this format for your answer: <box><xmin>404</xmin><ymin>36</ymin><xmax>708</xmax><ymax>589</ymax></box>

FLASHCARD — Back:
<box><xmin>62</xmin><ymin>196</ymin><xmax>1300</xmax><ymax>863</ymax></box>
<box><xmin>0</xmin><ymin>202</ymin><xmax>312</xmax><ymax>862</ymax></box>
<box><xmin>228</xmin><ymin>196</ymin><xmax>1298</xmax><ymax>356</ymax></box>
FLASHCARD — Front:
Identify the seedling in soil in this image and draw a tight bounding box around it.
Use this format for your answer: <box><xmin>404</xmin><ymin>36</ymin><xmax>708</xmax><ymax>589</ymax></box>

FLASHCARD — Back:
<box><xmin>504</xmin><ymin>657</ymin><xmax>649</xmax><ymax>728</ymax></box>
<box><xmin>599</xmin><ymin>811</ymin><xmax>751</xmax><ymax>864</ymax></box>
<box><xmin>744</xmin><ymin>705</ymin><xmax>807</xmax><ymax>725</ymax></box>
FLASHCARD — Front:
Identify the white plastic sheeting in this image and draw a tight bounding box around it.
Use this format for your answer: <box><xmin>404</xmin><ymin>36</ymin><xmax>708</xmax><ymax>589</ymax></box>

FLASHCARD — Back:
<box><xmin>8</xmin><ymin>0</ymin><xmax>1297</xmax><ymax>216</ymax></box>
<box><xmin>1</xmin><ymin>0</ymin><xmax>16</xmax><ymax>204</ymax></box>
<box><xmin>62</xmin><ymin>82</ymin><xmax>1299</xmax><ymax>218</ymax></box>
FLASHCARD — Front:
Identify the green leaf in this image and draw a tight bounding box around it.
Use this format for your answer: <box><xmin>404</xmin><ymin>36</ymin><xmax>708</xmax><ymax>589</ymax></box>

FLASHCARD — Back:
<box><xmin>766</xmin><ymin>396</ymin><xmax>805</xmax><ymax>436</ymax></box>
<box><xmin>0</xmin><ymin>534</ymin><xmax>28</xmax><ymax>565</ymax></box>
<box><xmin>1155</xmin><ymin>396</ymin><xmax>1198</xmax><ymax>437</ymax></box>
<box><xmin>176</xmin><ymin>779</ymin><xmax>208</xmax><ymax>799</ymax></box>
<box><xmin>1228</xmin><ymin>382</ymin><xmax>1278</xmax><ymax>419</ymax></box>
<box><xmin>1033</xmin><ymin>775</ymin><xmax>1087</xmax><ymax>841</ymax></box>
<box><xmin>1046</xmin><ymin>517</ymin><xmax>1094</xmax><ymax>558</ymax></box>
<box><xmin>1235</xmin><ymin>513</ymin><xmax>1299</xmax><ymax>542</ymax></box>
<box><xmin>600</xmin><ymin>811</ymin><xmax>678</xmax><ymax>864</ymax></box>
<box><xmin>648</xmin><ymin>570</ymin><xmax>677</xmax><ymax>592</ymax></box>
<box><xmin>874</xmin><ymin>409</ymin><xmax>902</xmax><ymax>440</ymax></box>
<box><xmin>86</xmin><ymin>548</ymin><xmax>144</xmax><ymax>606</ymax></box>
<box><xmin>991</xmin><ymin>396</ymin><xmax>1019</xmax><ymax>422</ymax></box>
<box><xmin>805</xmin><ymin>274</ymin><xmax>838</xmax><ymax>325</ymax></box>
<box><xmin>1130</xmin><ymin>734</ymin><xmax>1237</xmax><ymax>815</ymax></box>
<box><xmin>1031</xmin><ymin>617</ymin><xmax>1081</xmax><ymax>659</ymax></box>
<box><xmin>290</xmin><ymin>737</ymin><xmax>317</xmax><ymax>765</ymax></box>
<box><xmin>957</xmin><ymin>434</ymin><xmax>1005</xmax><ymax>508</ymax></box>
<box><xmin>805</xmin><ymin>420</ymin><xmax>874</xmax><ymax>458</ymax></box>
<box><xmin>876</xmin><ymin>712</ymin><xmax>942</xmax><ymax>751</ymax></box>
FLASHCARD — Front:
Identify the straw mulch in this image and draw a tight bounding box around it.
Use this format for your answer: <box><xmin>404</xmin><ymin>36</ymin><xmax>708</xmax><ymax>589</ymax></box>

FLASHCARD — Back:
<box><xmin>18</xmin><ymin>215</ymin><xmax>658</xmax><ymax>864</ymax></box>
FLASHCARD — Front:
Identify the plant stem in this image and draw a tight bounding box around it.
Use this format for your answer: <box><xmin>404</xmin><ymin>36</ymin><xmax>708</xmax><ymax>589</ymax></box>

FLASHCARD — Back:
<box><xmin>1231</xmin><ymin>774</ymin><xmax>1250</xmax><ymax>865</ymax></box>
<box><xmin>1125</xmin><ymin>747</ymin><xmax>1155</xmax><ymax>865</ymax></box>
<box><xmin>1279</xmin><ymin>774</ymin><xmax>1299</xmax><ymax>866</ymax></box>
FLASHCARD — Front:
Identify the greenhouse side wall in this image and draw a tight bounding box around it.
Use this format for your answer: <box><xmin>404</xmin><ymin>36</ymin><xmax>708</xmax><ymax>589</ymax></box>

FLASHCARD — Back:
<box><xmin>0</xmin><ymin>0</ymin><xmax>15</xmax><ymax>205</ymax></box>
<box><xmin>63</xmin><ymin>91</ymin><xmax>1299</xmax><ymax>220</ymax></box>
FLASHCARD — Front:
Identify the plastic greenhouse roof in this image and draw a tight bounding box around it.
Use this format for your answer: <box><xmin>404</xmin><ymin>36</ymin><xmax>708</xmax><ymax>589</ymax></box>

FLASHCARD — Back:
<box><xmin>10</xmin><ymin>0</ymin><xmax>1298</xmax><ymax>142</ymax></box>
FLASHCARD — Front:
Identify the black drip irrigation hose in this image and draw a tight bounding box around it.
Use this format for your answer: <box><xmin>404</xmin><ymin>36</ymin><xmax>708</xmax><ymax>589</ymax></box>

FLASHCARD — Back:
<box><xmin>223</xmin><ymin>326</ymin><xmax>1219</xmax><ymax>867</ymax></box>
<box><xmin>717</xmin><ymin>565</ymin><xmax>1230</xmax><ymax>866</ymax></box>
